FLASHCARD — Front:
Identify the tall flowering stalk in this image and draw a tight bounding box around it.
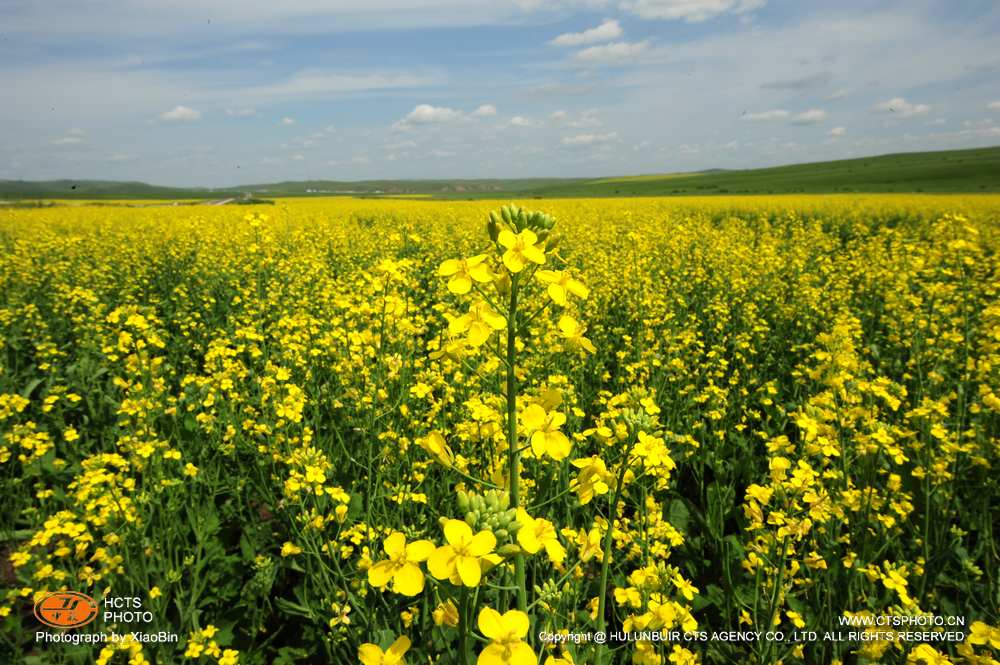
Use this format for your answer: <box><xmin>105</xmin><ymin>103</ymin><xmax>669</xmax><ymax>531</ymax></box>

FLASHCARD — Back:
<box><xmin>435</xmin><ymin>205</ymin><xmax>591</xmax><ymax>619</ymax></box>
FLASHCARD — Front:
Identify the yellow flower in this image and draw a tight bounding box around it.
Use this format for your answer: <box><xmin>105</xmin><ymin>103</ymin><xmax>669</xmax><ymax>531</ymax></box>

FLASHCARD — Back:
<box><xmin>557</xmin><ymin>315</ymin><xmax>596</xmax><ymax>354</ymax></box>
<box><xmin>439</xmin><ymin>255</ymin><xmax>493</xmax><ymax>294</ymax></box>
<box><xmin>432</xmin><ymin>599</ymin><xmax>460</xmax><ymax>627</ymax></box>
<box><xmin>449</xmin><ymin>301</ymin><xmax>506</xmax><ymax>347</ymax></box>
<box><xmin>63</xmin><ymin>427</ymin><xmax>80</xmax><ymax>442</ymax></box>
<box><xmin>477</xmin><ymin>607</ymin><xmax>536</xmax><ymax>665</ymax></box>
<box><xmin>149</xmin><ymin>586</ymin><xmax>161</xmax><ymax>599</ymax></box>
<box><xmin>570</xmin><ymin>456</ymin><xmax>613</xmax><ymax>505</ymax></box>
<box><xmin>520</xmin><ymin>403</ymin><xmax>571</xmax><ymax>460</ymax></box>
<box><xmin>359</xmin><ymin>635</ymin><xmax>410</xmax><ymax>665</ymax></box>
<box><xmin>672</xmin><ymin>574</ymin><xmax>698</xmax><ymax>601</ymax></box>
<box><xmin>280</xmin><ymin>541</ymin><xmax>302</xmax><ymax>557</ymax></box>
<box><xmin>967</xmin><ymin>621</ymin><xmax>1000</xmax><ymax>649</ymax></box>
<box><xmin>367</xmin><ymin>531</ymin><xmax>436</xmax><ymax>596</ymax></box>
<box><xmin>417</xmin><ymin>431</ymin><xmax>454</xmax><ymax>467</ymax></box>
<box><xmin>535</xmin><ymin>270</ymin><xmax>588</xmax><ymax>306</ymax></box>
<box><xmin>218</xmin><ymin>650</ymin><xmax>239</xmax><ymax>665</ymax></box>
<box><xmin>498</xmin><ymin>229</ymin><xmax>546</xmax><ymax>273</ymax></box>
<box><xmin>906</xmin><ymin>644</ymin><xmax>950</xmax><ymax>665</ymax></box>
<box><xmin>428</xmin><ymin>519</ymin><xmax>498</xmax><ymax>587</ymax></box>
<box><xmin>515</xmin><ymin>508</ymin><xmax>565</xmax><ymax>565</ymax></box>
<box><xmin>184</xmin><ymin>463</ymin><xmax>199</xmax><ymax>477</ymax></box>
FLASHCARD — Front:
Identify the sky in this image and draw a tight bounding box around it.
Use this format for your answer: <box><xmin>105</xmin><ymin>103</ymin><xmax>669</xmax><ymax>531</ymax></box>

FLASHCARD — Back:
<box><xmin>2</xmin><ymin>0</ymin><xmax>1000</xmax><ymax>187</ymax></box>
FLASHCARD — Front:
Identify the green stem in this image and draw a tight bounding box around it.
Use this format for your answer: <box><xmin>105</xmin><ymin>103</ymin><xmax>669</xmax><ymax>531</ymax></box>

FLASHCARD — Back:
<box><xmin>505</xmin><ymin>275</ymin><xmax>528</xmax><ymax>613</ymax></box>
<box><xmin>597</xmin><ymin>436</ymin><xmax>637</xmax><ymax>663</ymax></box>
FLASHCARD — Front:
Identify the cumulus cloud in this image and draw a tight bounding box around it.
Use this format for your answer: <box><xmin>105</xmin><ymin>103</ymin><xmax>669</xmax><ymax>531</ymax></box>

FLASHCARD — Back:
<box><xmin>510</xmin><ymin>116</ymin><xmax>534</xmax><ymax>127</ymax></box>
<box><xmin>392</xmin><ymin>104</ymin><xmax>463</xmax><ymax>130</ymax></box>
<box><xmin>550</xmin><ymin>110</ymin><xmax>568</xmax><ymax>121</ymax></box>
<box><xmin>51</xmin><ymin>136</ymin><xmax>84</xmax><ymax>145</ymax></box>
<box><xmin>551</xmin><ymin>19</ymin><xmax>623</xmax><ymax>46</ymax></box>
<box><xmin>791</xmin><ymin>108</ymin><xmax>827</xmax><ymax>124</ymax></box>
<box><xmin>873</xmin><ymin>97</ymin><xmax>930</xmax><ymax>118</ymax></box>
<box><xmin>158</xmin><ymin>105</ymin><xmax>201</xmax><ymax>122</ymax></box>
<box><xmin>561</xmin><ymin>131</ymin><xmax>618</xmax><ymax>146</ymax></box>
<box><xmin>226</xmin><ymin>107</ymin><xmax>257</xmax><ymax>117</ymax></box>
<box><xmin>471</xmin><ymin>104</ymin><xmax>497</xmax><ymax>117</ymax></box>
<box><xmin>989</xmin><ymin>101</ymin><xmax>1000</xmax><ymax>111</ymax></box>
<box><xmin>280</xmin><ymin>117</ymin><xmax>296</xmax><ymax>125</ymax></box>
<box><xmin>745</xmin><ymin>109</ymin><xmax>789</xmax><ymax>121</ymax></box>
<box><xmin>574</xmin><ymin>40</ymin><xmax>649</xmax><ymax>64</ymax></box>
<box><xmin>621</xmin><ymin>0</ymin><xmax>765</xmax><ymax>22</ymax></box>
<box><xmin>828</xmin><ymin>126</ymin><xmax>846</xmax><ymax>137</ymax></box>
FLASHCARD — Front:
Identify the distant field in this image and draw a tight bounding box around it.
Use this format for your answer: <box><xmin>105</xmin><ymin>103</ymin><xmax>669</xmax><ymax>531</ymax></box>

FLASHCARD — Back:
<box><xmin>529</xmin><ymin>146</ymin><xmax>1000</xmax><ymax>198</ymax></box>
<box><xmin>1</xmin><ymin>146</ymin><xmax>998</xmax><ymax>201</ymax></box>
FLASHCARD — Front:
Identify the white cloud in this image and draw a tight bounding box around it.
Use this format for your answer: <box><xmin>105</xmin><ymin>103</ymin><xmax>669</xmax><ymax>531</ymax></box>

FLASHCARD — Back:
<box><xmin>472</xmin><ymin>104</ymin><xmax>497</xmax><ymax>117</ymax></box>
<box><xmin>988</xmin><ymin>101</ymin><xmax>1000</xmax><ymax>111</ymax></box>
<box><xmin>569</xmin><ymin>109</ymin><xmax>602</xmax><ymax>128</ymax></box>
<box><xmin>51</xmin><ymin>136</ymin><xmax>84</xmax><ymax>145</ymax></box>
<box><xmin>575</xmin><ymin>40</ymin><xmax>649</xmax><ymax>64</ymax></box>
<box><xmin>744</xmin><ymin>109</ymin><xmax>789</xmax><ymax>121</ymax></box>
<box><xmin>827</xmin><ymin>125</ymin><xmax>846</xmax><ymax>137</ymax></box>
<box><xmin>290</xmin><ymin>153</ymin><xmax>305</xmax><ymax>161</ymax></box>
<box><xmin>66</xmin><ymin>127</ymin><xmax>86</xmax><ymax>136</ymax></box>
<box><xmin>392</xmin><ymin>104</ymin><xmax>463</xmax><ymax>130</ymax></box>
<box><xmin>226</xmin><ymin>107</ymin><xmax>257</xmax><ymax>117</ymax></box>
<box><xmin>827</xmin><ymin>88</ymin><xmax>848</xmax><ymax>101</ymax></box>
<box><xmin>158</xmin><ymin>105</ymin><xmax>201</xmax><ymax>122</ymax></box>
<box><xmin>551</xmin><ymin>19</ymin><xmax>623</xmax><ymax>46</ymax></box>
<box><xmin>550</xmin><ymin>110</ymin><xmax>568</xmax><ymax>121</ymax></box>
<box><xmin>621</xmin><ymin>0</ymin><xmax>766</xmax><ymax>23</ymax></box>
<box><xmin>561</xmin><ymin>131</ymin><xmax>618</xmax><ymax>146</ymax></box>
<box><xmin>280</xmin><ymin>117</ymin><xmax>296</xmax><ymax>125</ymax></box>
<box><xmin>106</xmin><ymin>153</ymin><xmax>133</xmax><ymax>162</ymax></box>
<box><xmin>510</xmin><ymin>115</ymin><xmax>534</xmax><ymax>127</ymax></box>
<box><xmin>247</xmin><ymin>70</ymin><xmax>441</xmax><ymax>99</ymax></box>
<box><xmin>791</xmin><ymin>108</ymin><xmax>827</xmax><ymax>124</ymax></box>
<box><xmin>873</xmin><ymin>97</ymin><xmax>930</xmax><ymax>118</ymax></box>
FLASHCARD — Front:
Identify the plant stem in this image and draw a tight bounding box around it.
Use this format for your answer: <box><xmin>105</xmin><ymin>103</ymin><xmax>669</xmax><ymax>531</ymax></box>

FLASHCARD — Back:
<box><xmin>505</xmin><ymin>276</ymin><xmax>528</xmax><ymax>613</ymax></box>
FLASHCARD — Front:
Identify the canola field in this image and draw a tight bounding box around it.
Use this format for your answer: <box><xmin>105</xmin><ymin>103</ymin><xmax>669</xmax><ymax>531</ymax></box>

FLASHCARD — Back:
<box><xmin>1</xmin><ymin>195</ymin><xmax>999</xmax><ymax>665</ymax></box>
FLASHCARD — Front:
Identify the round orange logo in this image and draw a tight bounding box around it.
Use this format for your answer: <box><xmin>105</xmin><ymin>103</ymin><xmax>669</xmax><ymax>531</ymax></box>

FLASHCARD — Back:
<box><xmin>34</xmin><ymin>592</ymin><xmax>99</xmax><ymax>629</ymax></box>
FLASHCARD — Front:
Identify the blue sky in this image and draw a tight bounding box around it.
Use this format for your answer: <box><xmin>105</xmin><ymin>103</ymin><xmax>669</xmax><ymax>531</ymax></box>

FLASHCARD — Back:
<box><xmin>2</xmin><ymin>0</ymin><xmax>999</xmax><ymax>186</ymax></box>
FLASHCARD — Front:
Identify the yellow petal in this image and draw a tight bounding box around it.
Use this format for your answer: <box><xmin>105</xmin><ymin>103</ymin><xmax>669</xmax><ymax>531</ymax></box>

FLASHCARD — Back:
<box><xmin>427</xmin><ymin>546</ymin><xmax>454</xmax><ymax>580</ymax></box>
<box><xmin>497</xmin><ymin>229</ymin><xmax>517</xmax><ymax>249</ymax></box>
<box><xmin>547</xmin><ymin>283</ymin><xmax>567</xmax><ymax>305</ymax></box>
<box><xmin>387</xmin><ymin>635</ymin><xmax>411</xmax><ymax>660</ymax></box>
<box><xmin>523</xmin><ymin>244</ymin><xmax>546</xmax><ymax>265</ymax></box>
<box><xmin>477</xmin><ymin>644</ymin><xmax>506</xmax><ymax>665</ymax></box>
<box><xmin>358</xmin><ymin>644</ymin><xmax>384</xmax><ymax>665</ymax></box>
<box><xmin>521</xmin><ymin>403</ymin><xmax>547</xmax><ymax>431</ymax></box>
<box><xmin>510</xmin><ymin>641</ymin><xmax>537</xmax><ymax>665</ymax></box>
<box><xmin>517</xmin><ymin>525</ymin><xmax>540</xmax><ymax>554</ymax></box>
<box><xmin>468</xmin><ymin>262</ymin><xmax>493</xmax><ymax>283</ymax></box>
<box><xmin>383</xmin><ymin>532</ymin><xmax>406</xmax><ymax>558</ymax></box>
<box><xmin>368</xmin><ymin>560</ymin><xmax>396</xmax><ymax>588</ymax></box>
<box><xmin>438</xmin><ymin>259</ymin><xmax>461</xmax><ymax>276</ymax></box>
<box><xmin>503</xmin><ymin>609</ymin><xmax>531</xmax><ymax>638</ymax></box>
<box><xmin>502</xmin><ymin>250</ymin><xmax>526</xmax><ymax>273</ymax></box>
<box><xmin>405</xmin><ymin>539</ymin><xmax>436</xmax><ymax>562</ymax></box>
<box><xmin>448</xmin><ymin>275</ymin><xmax>473</xmax><ymax>294</ymax></box>
<box><xmin>477</xmin><ymin>607</ymin><xmax>505</xmax><ymax>640</ymax></box>
<box><xmin>456</xmin><ymin>555</ymin><xmax>482</xmax><ymax>586</ymax></box>
<box><xmin>392</xmin><ymin>562</ymin><xmax>425</xmax><ymax>596</ymax></box>
<box><xmin>468</xmin><ymin>530</ymin><xmax>497</xmax><ymax>557</ymax></box>
<box><xmin>444</xmin><ymin>519</ymin><xmax>473</xmax><ymax>546</ymax></box>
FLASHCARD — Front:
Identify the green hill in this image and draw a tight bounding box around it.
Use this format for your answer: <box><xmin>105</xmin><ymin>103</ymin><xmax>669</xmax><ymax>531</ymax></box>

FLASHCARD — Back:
<box><xmin>527</xmin><ymin>146</ymin><xmax>1000</xmax><ymax>198</ymax></box>
<box><xmin>1</xmin><ymin>146</ymin><xmax>998</xmax><ymax>201</ymax></box>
